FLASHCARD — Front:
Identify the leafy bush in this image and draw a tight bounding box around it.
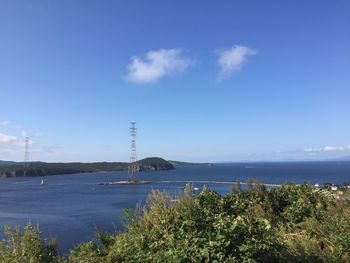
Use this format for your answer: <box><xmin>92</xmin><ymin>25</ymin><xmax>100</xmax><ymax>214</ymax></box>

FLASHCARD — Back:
<box><xmin>2</xmin><ymin>184</ymin><xmax>349</xmax><ymax>262</ymax></box>
<box><xmin>0</xmin><ymin>223</ymin><xmax>62</xmax><ymax>263</ymax></box>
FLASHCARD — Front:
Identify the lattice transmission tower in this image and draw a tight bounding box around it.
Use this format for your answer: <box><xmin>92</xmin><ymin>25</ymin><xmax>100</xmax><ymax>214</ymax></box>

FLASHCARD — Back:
<box><xmin>128</xmin><ymin>122</ymin><xmax>138</xmax><ymax>182</ymax></box>
<box><xmin>24</xmin><ymin>136</ymin><xmax>29</xmax><ymax>177</ymax></box>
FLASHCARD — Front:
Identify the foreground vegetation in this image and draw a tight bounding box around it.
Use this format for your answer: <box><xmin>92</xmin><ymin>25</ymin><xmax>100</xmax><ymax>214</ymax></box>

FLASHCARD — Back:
<box><xmin>0</xmin><ymin>157</ymin><xmax>174</xmax><ymax>178</ymax></box>
<box><xmin>1</xmin><ymin>183</ymin><xmax>349</xmax><ymax>262</ymax></box>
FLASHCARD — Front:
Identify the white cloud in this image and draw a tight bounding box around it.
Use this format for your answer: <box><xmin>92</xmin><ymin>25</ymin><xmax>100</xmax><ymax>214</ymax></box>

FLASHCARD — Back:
<box><xmin>217</xmin><ymin>45</ymin><xmax>257</xmax><ymax>80</ymax></box>
<box><xmin>0</xmin><ymin>123</ymin><xmax>55</xmax><ymax>161</ymax></box>
<box><xmin>303</xmin><ymin>145</ymin><xmax>350</xmax><ymax>152</ymax></box>
<box><xmin>303</xmin><ymin>148</ymin><xmax>319</xmax><ymax>152</ymax></box>
<box><xmin>0</xmin><ymin>133</ymin><xmax>18</xmax><ymax>143</ymax></box>
<box><xmin>125</xmin><ymin>48</ymin><xmax>193</xmax><ymax>84</ymax></box>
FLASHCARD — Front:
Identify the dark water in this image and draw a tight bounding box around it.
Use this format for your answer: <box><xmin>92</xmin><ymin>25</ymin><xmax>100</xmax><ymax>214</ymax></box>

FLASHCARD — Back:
<box><xmin>0</xmin><ymin>162</ymin><xmax>349</xmax><ymax>253</ymax></box>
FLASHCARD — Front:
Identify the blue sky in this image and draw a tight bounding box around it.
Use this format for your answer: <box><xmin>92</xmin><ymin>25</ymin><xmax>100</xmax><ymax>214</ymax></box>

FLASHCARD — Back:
<box><xmin>0</xmin><ymin>0</ymin><xmax>349</xmax><ymax>162</ymax></box>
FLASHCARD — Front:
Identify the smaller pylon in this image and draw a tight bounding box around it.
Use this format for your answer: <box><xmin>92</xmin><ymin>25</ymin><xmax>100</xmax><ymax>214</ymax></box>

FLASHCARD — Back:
<box><xmin>24</xmin><ymin>136</ymin><xmax>29</xmax><ymax>176</ymax></box>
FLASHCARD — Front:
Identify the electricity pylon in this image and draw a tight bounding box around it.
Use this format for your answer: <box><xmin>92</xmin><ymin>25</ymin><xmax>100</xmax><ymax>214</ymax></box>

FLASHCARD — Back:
<box><xmin>128</xmin><ymin>122</ymin><xmax>138</xmax><ymax>182</ymax></box>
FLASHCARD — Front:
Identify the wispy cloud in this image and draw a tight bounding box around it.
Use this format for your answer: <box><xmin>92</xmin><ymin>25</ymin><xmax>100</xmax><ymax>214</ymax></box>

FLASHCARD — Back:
<box><xmin>0</xmin><ymin>133</ymin><xmax>18</xmax><ymax>143</ymax></box>
<box><xmin>304</xmin><ymin>145</ymin><xmax>350</xmax><ymax>152</ymax></box>
<box><xmin>0</xmin><ymin>121</ymin><xmax>27</xmax><ymax>146</ymax></box>
<box><xmin>217</xmin><ymin>45</ymin><xmax>257</xmax><ymax>80</ymax></box>
<box><xmin>125</xmin><ymin>48</ymin><xmax>193</xmax><ymax>84</ymax></box>
<box><xmin>21</xmin><ymin>130</ymin><xmax>28</xmax><ymax>137</ymax></box>
<box><xmin>0</xmin><ymin>122</ymin><xmax>59</xmax><ymax>160</ymax></box>
<box><xmin>41</xmin><ymin>145</ymin><xmax>62</xmax><ymax>153</ymax></box>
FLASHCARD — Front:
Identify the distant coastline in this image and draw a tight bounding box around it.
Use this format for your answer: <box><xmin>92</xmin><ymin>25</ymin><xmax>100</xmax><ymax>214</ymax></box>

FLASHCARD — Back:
<box><xmin>168</xmin><ymin>160</ymin><xmax>213</xmax><ymax>167</ymax></box>
<box><xmin>0</xmin><ymin>157</ymin><xmax>175</xmax><ymax>178</ymax></box>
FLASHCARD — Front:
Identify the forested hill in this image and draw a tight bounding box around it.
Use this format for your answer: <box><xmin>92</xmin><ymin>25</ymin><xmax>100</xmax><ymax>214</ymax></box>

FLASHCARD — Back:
<box><xmin>0</xmin><ymin>160</ymin><xmax>17</xmax><ymax>166</ymax></box>
<box><xmin>0</xmin><ymin>157</ymin><xmax>174</xmax><ymax>178</ymax></box>
<box><xmin>136</xmin><ymin>157</ymin><xmax>175</xmax><ymax>171</ymax></box>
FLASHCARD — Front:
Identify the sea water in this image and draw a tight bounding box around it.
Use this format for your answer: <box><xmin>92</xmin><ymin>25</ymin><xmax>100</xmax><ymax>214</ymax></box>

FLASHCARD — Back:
<box><xmin>0</xmin><ymin>161</ymin><xmax>349</xmax><ymax>253</ymax></box>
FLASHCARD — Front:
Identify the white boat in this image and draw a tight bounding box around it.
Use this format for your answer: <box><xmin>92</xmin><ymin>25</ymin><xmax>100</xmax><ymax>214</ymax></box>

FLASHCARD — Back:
<box><xmin>41</xmin><ymin>179</ymin><xmax>44</xmax><ymax>185</ymax></box>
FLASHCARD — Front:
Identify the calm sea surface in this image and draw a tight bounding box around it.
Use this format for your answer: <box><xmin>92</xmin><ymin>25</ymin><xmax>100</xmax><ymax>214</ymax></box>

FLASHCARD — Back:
<box><xmin>0</xmin><ymin>162</ymin><xmax>349</xmax><ymax>253</ymax></box>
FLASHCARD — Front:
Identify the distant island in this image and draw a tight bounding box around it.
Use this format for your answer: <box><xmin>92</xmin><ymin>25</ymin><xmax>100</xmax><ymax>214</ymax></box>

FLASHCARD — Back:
<box><xmin>0</xmin><ymin>157</ymin><xmax>175</xmax><ymax>178</ymax></box>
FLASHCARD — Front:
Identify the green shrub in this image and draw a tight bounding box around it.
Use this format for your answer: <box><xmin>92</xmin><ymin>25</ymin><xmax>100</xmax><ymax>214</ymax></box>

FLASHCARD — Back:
<box><xmin>0</xmin><ymin>223</ymin><xmax>62</xmax><ymax>263</ymax></box>
<box><xmin>2</xmin><ymin>184</ymin><xmax>349</xmax><ymax>263</ymax></box>
<box><xmin>68</xmin><ymin>241</ymin><xmax>107</xmax><ymax>263</ymax></box>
